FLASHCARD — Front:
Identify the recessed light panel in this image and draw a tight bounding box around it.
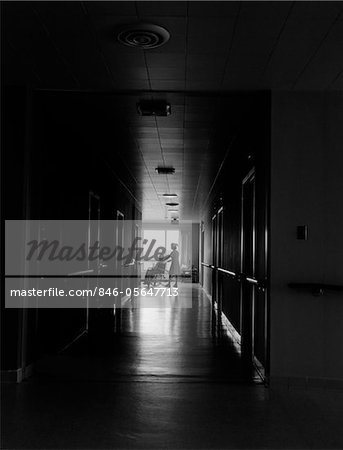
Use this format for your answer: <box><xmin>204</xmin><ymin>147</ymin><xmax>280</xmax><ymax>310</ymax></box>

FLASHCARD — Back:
<box><xmin>155</xmin><ymin>167</ymin><xmax>175</xmax><ymax>175</ymax></box>
<box><xmin>137</xmin><ymin>100</ymin><xmax>171</xmax><ymax>116</ymax></box>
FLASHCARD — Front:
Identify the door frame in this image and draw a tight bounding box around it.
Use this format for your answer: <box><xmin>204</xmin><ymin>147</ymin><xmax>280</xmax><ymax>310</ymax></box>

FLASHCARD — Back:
<box><xmin>87</xmin><ymin>190</ymin><xmax>101</xmax><ymax>331</ymax></box>
<box><xmin>200</xmin><ymin>222</ymin><xmax>205</xmax><ymax>286</ymax></box>
<box><xmin>240</xmin><ymin>168</ymin><xmax>256</xmax><ymax>368</ymax></box>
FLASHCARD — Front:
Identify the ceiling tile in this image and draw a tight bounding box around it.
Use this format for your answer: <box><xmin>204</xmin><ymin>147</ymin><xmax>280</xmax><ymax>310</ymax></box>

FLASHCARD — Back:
<box><xmin>291</xmin><ymin>2</ymin><xmax>343</xmax><ymax>20</ymax></box>
<box><xmin>137</xmin><ymin>2</ymin><xmax>188</xmax><ymax>18</ymax></box>
<box><xmin>86</xmin><ymin>1</ymin><xmax>138</xmax><ymax>16</ymax></box>
<box><xmin>188</xmin><ymin>2</ymin><xmax>239</xmax><ymax>18</ymax></box>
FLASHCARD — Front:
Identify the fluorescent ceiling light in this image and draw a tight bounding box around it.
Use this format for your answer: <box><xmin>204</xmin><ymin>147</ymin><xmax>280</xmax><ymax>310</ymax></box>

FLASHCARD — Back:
<box><xmin>166</xmin><ymin>202</ymin><xmax>179</xmax><ymax>206</ymax></box>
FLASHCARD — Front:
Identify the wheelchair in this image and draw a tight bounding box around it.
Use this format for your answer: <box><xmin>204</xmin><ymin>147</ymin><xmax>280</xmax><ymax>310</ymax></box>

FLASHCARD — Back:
<box><xmin>143</xmin><ymin>260</ymin><xmax>170</xmax><ymax>288</ymax></box>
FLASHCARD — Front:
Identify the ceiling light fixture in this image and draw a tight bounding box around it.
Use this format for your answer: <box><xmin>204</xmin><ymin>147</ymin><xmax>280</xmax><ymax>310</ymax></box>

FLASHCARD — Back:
<box><xmin>137</xmin><ymin>100</ymin><xmax>171</xmax><ymax>117</ymax></box>
<box><xmin>155</xmin><ymin>167</ymin><xmax>175</xmax><ymax>175</ymax></box>
<box><xmin>117</xmin><ymin>23</ymin><xmax>170</xmax><ymax>49</ymax></box>
<box><xmin>166</xmin><ymin>202</ymin><xmax>179</xmax><ymax>207</ymax></box>
<box><xmin>162</xmin><ymin>193</ymin><xmax>178</xmax><ymax>198</ymax></box>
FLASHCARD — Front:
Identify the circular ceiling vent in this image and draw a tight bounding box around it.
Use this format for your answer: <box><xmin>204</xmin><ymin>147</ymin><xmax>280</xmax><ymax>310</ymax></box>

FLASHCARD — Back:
<box><xmin>117</xmin><ymin>23</ymin><xmax>170</xmax><ymax>49</ymax></box>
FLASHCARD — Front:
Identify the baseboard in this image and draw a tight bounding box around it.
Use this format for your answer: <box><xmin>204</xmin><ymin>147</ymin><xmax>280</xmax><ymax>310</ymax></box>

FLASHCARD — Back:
<box><xmin>201</xmin><ymin>285</ymin><xmax>212</xmax><ymax>302</ymax></box>
<box><xmin>1</xmin><ymin>362</ymin><xmax>35</xmax><ymax>383</ymax></box>
<box><xmin>1</xmin><ymin>368</ymin><xmax>23</xmax><ymax>383</ymax></box>
<box><xmin>220</xmin><ymin>311</ymin><xmax>241</xmax><ymax>346</ymax></box>
<box><xmin>201</xmin><ymin>286</ymin><xmax>241</xmax><ymax>344</ymax></box>
<box><xmin>270</xmin><ymin>375</ymin><xmax>343</xmax><ymax>390</ymax></box>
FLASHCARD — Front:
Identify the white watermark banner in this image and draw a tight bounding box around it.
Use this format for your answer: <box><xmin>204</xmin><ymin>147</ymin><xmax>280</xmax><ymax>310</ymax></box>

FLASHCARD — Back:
<box><xmin>5</xmin><ymin>220</ymin><xmax>193</xmax><ymax>308</ymax></box>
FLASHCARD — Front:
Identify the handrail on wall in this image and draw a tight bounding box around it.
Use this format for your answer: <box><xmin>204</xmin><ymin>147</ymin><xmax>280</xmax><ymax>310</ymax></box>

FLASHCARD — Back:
<box><xmin>201</xmin><ymin>262</ymin><xmax>215</xmax><ymax>269</ymax></box>
<box><xmin>201</xmin><ymin>262</ymin><xmax>267</xmax><ymax>291</ymax></box>
<box><xmin>217</xmin><ymin>267</ymin><xmax>236</xmax><ymax>277</ymax></box>
<box><xmin>288</xmin><ymin>283</ymin><xmax>343</xmax><ymax>296</ymax></box>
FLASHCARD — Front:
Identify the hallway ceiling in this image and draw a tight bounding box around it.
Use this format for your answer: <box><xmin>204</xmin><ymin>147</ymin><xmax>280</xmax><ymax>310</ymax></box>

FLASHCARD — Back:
<box><xmin>3</xmin><ymin>1</ymin><xmax>343</xmax><ymax>220</ymax></box>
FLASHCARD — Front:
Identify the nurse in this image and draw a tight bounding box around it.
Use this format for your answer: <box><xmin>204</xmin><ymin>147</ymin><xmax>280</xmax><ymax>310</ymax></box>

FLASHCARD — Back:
<box><xmin>167</xmin><ymin>243</ymin><xmax>180</xmax><ymax>288</ymax></box>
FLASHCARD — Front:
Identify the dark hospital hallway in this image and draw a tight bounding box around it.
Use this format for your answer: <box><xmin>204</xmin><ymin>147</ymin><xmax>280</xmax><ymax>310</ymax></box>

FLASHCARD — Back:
<box><xmin>1</xmin><ymin>2</ymin><xmax>343</xmax><ymax>449</ymax></box>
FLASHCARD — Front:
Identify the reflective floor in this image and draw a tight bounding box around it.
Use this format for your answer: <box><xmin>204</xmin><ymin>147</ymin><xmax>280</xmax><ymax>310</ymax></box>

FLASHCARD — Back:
<box><xmin>29</xmin><ymin>284</ymin><xmax>254</xmax><ymax>383</ymax></box>
<box><xmin>2</xmin><ymin>284</ymin><xmax>343</xmax><ymax>449</ymax></box>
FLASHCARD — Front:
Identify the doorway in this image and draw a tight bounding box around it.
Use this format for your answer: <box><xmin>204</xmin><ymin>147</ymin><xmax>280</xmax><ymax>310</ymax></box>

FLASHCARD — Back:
<box><xmin>200</xmin><ymin>222</ymin><xmax>205</xmax><ymax>286</ymax></box>
<box><xmin>240</xmin><ymin>170</ymin><xmax>255</xmax><ymax>370</ymax></box>
<box><xmin>211</xmin><ymin>206</ymin><xmax>224</xmax><ymax>337</ymax></box>
<box><xmin>240</xmin><ymin>169</ymin><xmax>268</xmax><ymax>378</ymax></box>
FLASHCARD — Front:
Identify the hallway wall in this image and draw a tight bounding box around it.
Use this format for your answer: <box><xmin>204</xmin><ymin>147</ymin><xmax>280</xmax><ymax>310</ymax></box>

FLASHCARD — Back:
<box><xmin>31</xmin><ymin>91</ymin><xmax>141</xmax><ymax>355</ymax></box>
<box><xmin>270</xmin><ymin>91</ymin><xmax>343</xmax><ymax>386</ymax></box>
<box><xmin>1</xmin><ymin>87</ymin><xmax>29</xmax><ymax>376</ymax></box>
<box><xmin>2</xmin><ymin>88</ymin><xmax>142</xmax><ymax>376</ymax></box>
<box><xmin>200</xmin><ymin>94</ymin><xmax>270</xmax><ymax>366</ymax></box>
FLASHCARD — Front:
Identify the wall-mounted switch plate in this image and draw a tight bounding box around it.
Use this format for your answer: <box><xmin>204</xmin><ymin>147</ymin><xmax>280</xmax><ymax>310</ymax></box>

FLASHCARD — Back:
<box><xmin>297</xmin><ymin>225</ymin><xmax>308</xmax><ymax>240</ymax></box>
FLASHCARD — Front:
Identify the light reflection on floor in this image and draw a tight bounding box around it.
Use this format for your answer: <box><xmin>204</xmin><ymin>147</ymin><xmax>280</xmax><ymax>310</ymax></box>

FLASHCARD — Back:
<box><xmin>30</xmin><ymin>283</ymin><xmax>246</xmax><ymax>382</ymax></box>
<box><xmin>3</xmin><ymin>284</ymin><xmax>343</xmax><ymax>449</ymax></box>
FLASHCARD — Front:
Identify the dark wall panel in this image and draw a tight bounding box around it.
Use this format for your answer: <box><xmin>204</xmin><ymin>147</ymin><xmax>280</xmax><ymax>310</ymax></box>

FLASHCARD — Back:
<box><xmin>201</xmin><ymin>93</ymin><xmax>270</xmax><ymax>362</ymax></box>
<box><xmin>29</xmin><ymin>91</ymin><xmax>140</xmax><ymax>353</ymax></box>
<box><xmin>1</xmin><ymin>87</ymin><xmax>27</xmax><ymax>370</ymax></box>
